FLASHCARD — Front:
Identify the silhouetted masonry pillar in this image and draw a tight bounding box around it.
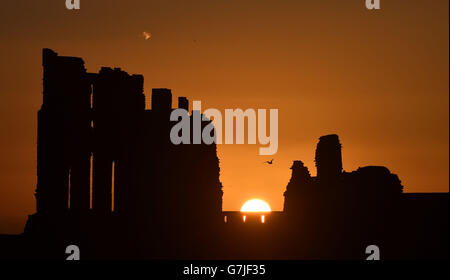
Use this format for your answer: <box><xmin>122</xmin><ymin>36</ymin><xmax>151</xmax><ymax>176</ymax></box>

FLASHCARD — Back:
<box><xmin>283</xmin><ymin>160</ymin><xmax>312</xmax><ymax>212</ymax></box>
<box><xmin>36</xmin><ymin>48</ymin><xmax>91</xmax><ymax>214</ymax></box>
<box><xmin>92</xmin><ymin>154</ymin><xmax>113</xmax><ymax>214</ymax></box>
<box><xmin>152</xmin><ymin>88</ymin><xmax>172</xmax><ymax>112</ymax></box>
<box><xmin>91</xmin><ymin>67</ymin><xmax>145</xmax><ymax>214</ymax></box>
<box><xmin>178</xmin><ymin>97</ymin><xmax>189</xmax><ymax>111</ymax></box>
<box><xmin>315</xmin><ymin>134</ymin><xmax>343</xmax><ymax>183</ymax></box>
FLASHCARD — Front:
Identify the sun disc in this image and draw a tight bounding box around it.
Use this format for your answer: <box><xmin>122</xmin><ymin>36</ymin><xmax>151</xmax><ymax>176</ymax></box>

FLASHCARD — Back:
<box><xmin>240</xmin><ymin>199</ymin><xmax>271</xmax><ymax>212</ymax></box>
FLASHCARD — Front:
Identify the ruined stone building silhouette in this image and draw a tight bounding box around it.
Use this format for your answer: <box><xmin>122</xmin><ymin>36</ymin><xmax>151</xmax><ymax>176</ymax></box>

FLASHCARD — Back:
<box><xmin>25</xmin><ymin>49</ymin><xmax>223</xmax><ymax>245</ymax></box>
<box><xmin>284</xmin><ymin>134</ymin><xmax>404</xmax><ymax>215</ymax></box>
<box><xmin>14</xmin><ymin>49</ymin><xmax>446</xmax><ymax>260</ymax></box>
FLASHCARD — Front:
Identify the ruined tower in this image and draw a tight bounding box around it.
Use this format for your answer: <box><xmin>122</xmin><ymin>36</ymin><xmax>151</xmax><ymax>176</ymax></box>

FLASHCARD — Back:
<box><xmin>315</xmin><ymin>134</ymin><xmax>342</xmax><ymax>184</ymax></box>
<box><xmin>283</xmin><ymin>160</ymin><xmax>312</xmax><ymax>212</ymax></box>
<box><xmin>36</xmin><ymin>49</ymin><xmax>92</xmax><ymax>214</ymax></box>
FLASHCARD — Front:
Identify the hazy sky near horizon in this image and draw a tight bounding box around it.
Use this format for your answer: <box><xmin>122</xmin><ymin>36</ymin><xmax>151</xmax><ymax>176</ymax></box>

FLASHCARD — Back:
<box><xmin>0</xmin><ymin>0</ymin><xmax>448</xmax><ymax>233</ymax></box>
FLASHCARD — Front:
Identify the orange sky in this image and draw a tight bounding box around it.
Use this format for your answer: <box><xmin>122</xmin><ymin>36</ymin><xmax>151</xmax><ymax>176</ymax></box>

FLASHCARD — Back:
<box><xmin>0</xmin><ymin>0</ymin><xmax>448</xmax><ymax>234</ymax></box>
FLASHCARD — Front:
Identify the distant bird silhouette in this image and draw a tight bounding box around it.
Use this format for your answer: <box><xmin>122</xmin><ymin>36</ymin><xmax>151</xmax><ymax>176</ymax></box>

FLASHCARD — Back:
<box><xmin>264</xmin><ymin>159</ymin><xmax>274</xmax><ymax>165</ymax></box>
<box><xmin>143</xmin><ymin>31</ymin><xmax>151</xmax><ymax>40</ymax></box>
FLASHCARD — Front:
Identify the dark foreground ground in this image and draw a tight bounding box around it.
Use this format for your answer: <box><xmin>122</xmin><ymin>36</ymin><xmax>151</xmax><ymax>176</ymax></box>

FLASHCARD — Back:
<box><xmin>0</xmin><ymin>193</ymin><xmax>447</xmax><ymax>260</ymax></box>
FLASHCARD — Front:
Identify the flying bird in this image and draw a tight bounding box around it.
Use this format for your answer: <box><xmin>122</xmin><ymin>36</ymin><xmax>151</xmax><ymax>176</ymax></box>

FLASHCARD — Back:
<box><xmin>142</xmin><ymin>31</ymin><xmax>151</xmax><ymax>40</ymax></box>
<box><xmin>264</xmin><ymin>159</ymin><xmax>274</xmax><ymax>165</ymax></box>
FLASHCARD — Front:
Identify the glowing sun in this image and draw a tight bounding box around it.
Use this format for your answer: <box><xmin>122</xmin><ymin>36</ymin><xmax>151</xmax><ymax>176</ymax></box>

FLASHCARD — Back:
<box><xmin>240</xmin><ymin>199</ymin><xmax>271</xmax><ymax>212</ymax></box>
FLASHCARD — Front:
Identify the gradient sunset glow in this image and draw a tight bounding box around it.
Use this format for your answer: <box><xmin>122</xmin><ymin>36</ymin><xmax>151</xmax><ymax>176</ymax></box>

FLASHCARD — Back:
<box><xmin>0</xmin><ymin>0</ymin><xmax>448</xmax><ymax>234</ymax></box>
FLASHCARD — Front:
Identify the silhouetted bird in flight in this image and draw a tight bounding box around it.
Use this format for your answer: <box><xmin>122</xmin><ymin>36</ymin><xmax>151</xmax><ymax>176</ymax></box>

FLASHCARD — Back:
<box><xmin>264</xmin><ymin>159</ymin><xmax>274</xmax><ymax>165</ymax></box>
